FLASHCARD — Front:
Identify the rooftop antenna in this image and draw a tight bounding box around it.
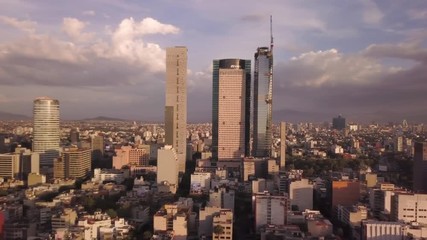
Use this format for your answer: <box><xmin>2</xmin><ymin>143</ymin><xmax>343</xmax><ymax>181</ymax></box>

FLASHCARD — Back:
<box><xmin>270</xmin><ymin>15</ymin><xmax>274</xmax><ymax>52</ymax></box>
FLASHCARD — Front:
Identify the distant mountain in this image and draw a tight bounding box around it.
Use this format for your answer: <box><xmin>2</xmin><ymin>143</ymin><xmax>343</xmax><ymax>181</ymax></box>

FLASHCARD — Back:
<box><xmin>0</xmin><ymin>111</ymin><xmax>30</xmax><ymax>120</ymax></box>
<box><xmin>82</xmin><ymin>116</ymin><xmax>128</xmax><ymax>121</ymax></box>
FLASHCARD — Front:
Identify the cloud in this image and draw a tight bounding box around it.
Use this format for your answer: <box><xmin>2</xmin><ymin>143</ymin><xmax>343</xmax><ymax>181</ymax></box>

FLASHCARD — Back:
<box><xmin>0</xmin><ymin>16</ymin><xmax>181</xmax><ymax>87</ymax></box>
<box><xmin>0</xmin><ymin>15</ymin><xmax>36</xmax><ymax>33</ymax></box>
<box><xmin>62</xmin><ymin>17</ymin><xmax>94</xmax><ymax>42</ymax></box>
<box><xmin>273</xmin><ymin>44</ymin><xmax>427</xmax><ymax>123</ymax></box>
<box><xmin>82</xmin><ymin>10</ymin><xmax>96</xmax><ymax>16</ymax></box>
<box><xmin>361</xmin><ymin>0</ymin><xmax>384</xmax><ymax>25</ymax></box>
<box><xmin>407</xmin><ymin>9</ymin><xmax>427</xmax><ymax>20</ymax></box>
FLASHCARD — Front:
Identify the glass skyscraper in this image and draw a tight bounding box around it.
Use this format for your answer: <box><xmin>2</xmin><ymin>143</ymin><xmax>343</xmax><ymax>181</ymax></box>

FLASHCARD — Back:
<box><xmin>33</xmin><ymin>97</ymin><xmax>60</xmax><ymax>169</ymax></box>
<box><xmin>212</xmin><ymin>59</ymin><xmax>251</xmax><ymax>161</ymax></box>
<box><xmin>253</xmin><ymin>47</ymin><xmax>273</xmax><ymax>157</ymax></box>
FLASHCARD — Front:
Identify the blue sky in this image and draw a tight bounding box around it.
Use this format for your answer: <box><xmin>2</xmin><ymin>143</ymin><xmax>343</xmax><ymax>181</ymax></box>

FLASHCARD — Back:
<box><xmin>0</xmin><ymin>0</ymin><xmax>426</xmax><ymax>123</ymax></box>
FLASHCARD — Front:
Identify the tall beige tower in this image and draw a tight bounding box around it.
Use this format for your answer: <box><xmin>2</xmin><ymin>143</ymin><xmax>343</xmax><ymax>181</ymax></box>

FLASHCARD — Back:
<box><xmin>165</xmin><ymin>47</ymin><xmax>187</xmax><ymax>173</ymax></box>
<box><xmin>280</xmin><ymin>122</ymin><xmax>286</xmax><ymax>170</ymax></box>
<box><xmin>33</xmin><ymin>97</ymin><xmax>60</xmax><ymax>170</ymax></box>
<box><xmin>212</xmin><ymin>59</ymin><xmax>251</xmax><ymax>162</ymax></box>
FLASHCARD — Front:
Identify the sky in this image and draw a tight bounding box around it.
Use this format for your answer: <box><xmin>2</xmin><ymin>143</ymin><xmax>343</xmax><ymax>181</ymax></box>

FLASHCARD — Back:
<box><xmin>0</xmin><ymin>0</ymin><xmax>426</xmax><ymax>123</ymax></box>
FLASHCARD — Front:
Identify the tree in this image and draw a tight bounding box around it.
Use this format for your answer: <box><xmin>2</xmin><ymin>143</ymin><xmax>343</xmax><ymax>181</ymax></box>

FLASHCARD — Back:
<box><xmin>106</xmin><ymin>209</ymin><xmax>117</xmax><ymax>218</ymax></box>
<box><xmin>213</xmin><ymin>225</ymin><xmax>225</xmax><ymax>235</ymax></box>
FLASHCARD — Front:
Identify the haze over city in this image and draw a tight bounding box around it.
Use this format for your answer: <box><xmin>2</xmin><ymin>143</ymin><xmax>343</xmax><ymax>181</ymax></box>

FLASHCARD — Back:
<box><xmin>1</xmin><ymin>0</ymin><xmax>427</xmax><ymax>123</ymax></box>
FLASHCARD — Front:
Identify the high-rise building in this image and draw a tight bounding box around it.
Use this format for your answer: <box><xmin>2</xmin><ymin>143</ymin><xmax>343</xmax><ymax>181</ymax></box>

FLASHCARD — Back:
<box><xmin>53</xmin><ymin>148</ymin><xmax>91</xmax><ymax>179</ymax></box>
<box><xmin>212</xmin><ymin>59</ymin><xmax>251</xmax><ymax>162</ymax></box>
<box><xmin>0</xmin><ymin>153</ymin><xmax>20</xmax><ymax>178</ymax></box>
<box><xmin>212</xmin><ymin>209</ymin><xmax>233</xmax><ymax>240</ymax></box>
<box><xmin>165</xmin><ymin>46</ymin><xmax>187</xmax><ymax>174</ymax></box>
<box><xmin>332</xmin><ymin>115</ymin><xmax>346</xmax><ymax>130</ymax></box>
<box><xmin>32</xmin><ymin>97</ymin><xmax>60</xmax><ymax>169</ymax></box>
<box><xmin>69</xmin><ymin>129</ymin><xmax>79</xmax><ymax>145</ymax></box>
<box><xmin>91</xmin><ymin>135</ymin><xmax>104</xmax><ymax>161</ymax></box>
<box><xmin>157</xmin><ymin>145</ymin><xmax>179</xmax><ymax>194</ymax></box>
<box><xmin>413</xmin><ymin>142</ymin><xmax>427</xmax><ymax>193</ymax></box>
<box><xmin>280</xmin><ymin>122</ymin><xmax>286</xmax><ymax>170</ymax></box>
<box><xmin>253</xmin><ymin>46</ymin><xmax>273</xmax><ymax>157</ymax></box>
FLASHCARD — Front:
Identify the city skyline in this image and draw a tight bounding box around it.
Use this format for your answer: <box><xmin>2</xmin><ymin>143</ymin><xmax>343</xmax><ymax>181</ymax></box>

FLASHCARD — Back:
<box><xmin>0</xmin><ymin>1</ymin><xmax>427</xmax><ymax>123</ymax></box>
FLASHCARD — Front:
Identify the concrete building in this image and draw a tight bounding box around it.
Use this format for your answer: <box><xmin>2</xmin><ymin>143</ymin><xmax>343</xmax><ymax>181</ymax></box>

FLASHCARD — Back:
<box><xmin>391</xmin><ymin>193</ymin><xmax>427</xmax><ymax>224</ymax></box>
<box><xmin>253</xmin><ymin>46</ymin><xmax>273</xmax><ymax>158</ymax></box>
<box><xmin>51</xmin><ymin>208</ymin><xmax>77</xmax><ymax>230</ymax></box>
<box><xmin>362</xmin><ymin>221</ymin><xmax>404</xmax><ymax>240</ymax></box>
<box><xmin>413</xmin><ymin>142</ymin><xmax>427</xmax><ymax>193</ymax></box>
<box><xmin>190</xmin><ymin>171</ymin><xmax>211</xmax><ymax>195</ymax></box>
<box><xmin>198</xmin><ymin>206</ymin><xmax>222</xmax><ymax>238</ymax></box>
<box><xmin>208</xmin><ymin>187</ymin><xmax>235</xmax><ymax>213</ymax></box>
<box><xmin>289</xmin><ymin>178</ymin><xmax>314</xmax><ymax>211</ymax></box>
<box><xmin>394</xmin><ymin>136</ymin><xmax>403</xmax><ymax>152</ymax></box>
<box><xmin>32</xmin><ymin>97</ymin><xmax>60</xmax><ymax>170</ymax></box>
<box><xmin>153</xmin><ymin>198</ymin><xmax>196</xmax><ymax>240</ymax></box>
<box><xmin>338</xmin><ymin>204</ymin><xmax>368</xmax><ymax>227</ymax></box>
<box><xmin>165</xmin><ymin>46</ymin><xmax>187</xmax><ymax>174</ymax></box>
<box><xmin>267</xmin><ymin>159</ymin><xmax>279</xmax><ymax>176</ymax></box>
<box><xmin>27</xmin><ymin>173</ymin><xmax>46</xmax><ymax>186</ymax></box>
<box><xmin>331</xmin><ymin>180</ymin><xmax>360</xmax><ymax>209</ymax></box>
<box><xmin>157</xmin><ymin>145</ymin><xmax>179</xmax><ymax>194</ymax></box>
<box><xmin>243</xmin><ymin>157</ymin><xmax>266</xmax><ymax>182</ymax></box>
<box><xmin>0</xmin><ymin>153</ymin><xmax>20</xmax><ymax>179</ymax></box>
<box><xmin>253</xmin><ymin>192</ymin><xmax>290</xmax><ymax>232</ymax></box>
<box><xmin>280</xmin><ymin>122</ymin><xmax>286</xmax><ymax>170</ymax></box>
<box><xmin>212</xmin><ymin>59</ymin><xmax>251</xmax><ymax>161</ymax></box>
<box><xmin>212</xmin><ymin>209</ymin><xmax>233</xmax><ymax>240</ymax></box>
<box><xmin>92</xmin><ymin>168</ymin><xmax>127</xmax><ymax>184</ymax></box>
<box><xmin>53</xmin><ymin>148</ymin><xmax>91</xmax><ymax>179</ymax></box>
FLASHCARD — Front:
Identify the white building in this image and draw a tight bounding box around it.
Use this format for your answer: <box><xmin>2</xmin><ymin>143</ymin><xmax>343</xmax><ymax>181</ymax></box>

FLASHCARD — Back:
<box><xmin>391</xmin><ymin>193</ymin><xmax>427</xmax><ymax>224</ymax></box>
<box><xmin>190</xmin><ymin>171</ymin><xmax>211</xmax><ymax>194</ymax></box>
<box><xmin>92</xmin><ymin>168</ymin><xmax>126</xmax><ymax>184</ymax></box>
<box><xmin>253</xmin><ymin>192</ymin><xmax>290</xmax><ymax>232</ymax></box>
<box><xmin>289</xmin><ymin>178</ymin><xmax>313</xmax><ymax>211</ymax></box>
<box><xmin>212</xmin><ymin>209</ymin><xmax>233</xmax><ymax>240</ymax></box>
<box><xmin>362</xmin><ymin>221</ymin><xmax>404</xmax><ymax>240</ymax></box>
<box><xmin>157</xmin><ymin>145</ymin><xmax>179</xmax><ymax>194</ymax></box>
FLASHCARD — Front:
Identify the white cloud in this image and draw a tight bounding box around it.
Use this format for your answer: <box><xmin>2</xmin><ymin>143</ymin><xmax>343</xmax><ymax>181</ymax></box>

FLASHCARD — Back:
<box><xmin>0</xmin><ymin>15</ymin><xmax>36</xmax><ymax>33</ymax></box>
<box><xmin>285</xmin><ymin>48</ymin><xmax>391</xmax><ymax>87</ymax></box>
<box><xmin>62</xmin><ymin>17</ymin><xmax>94</xmax><ymax>42</ymax></box>
<box><xmin>82</xmin><ymin>10</ymin><xmax>96</xmax><ymax>16</ymax></box>
<box><xmin>407</xmin><ymin>9</ymin><xmax>427</xmax><ymax>20</ymax></box>
<box><xmin>361</xmin><ymin>0</ymin><xmax>384</xmax><ymax>25</ymax></box>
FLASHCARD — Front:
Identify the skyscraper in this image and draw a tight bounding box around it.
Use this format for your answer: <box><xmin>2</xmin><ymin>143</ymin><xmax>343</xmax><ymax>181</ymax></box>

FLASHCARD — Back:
<box><xmin>280</xmin><ymin>122</ymin><xmax>286</xmax><ymax>170</ymax></box>
<box><xmin>413</xmin><ymin>142</ymin><xmax>427</xmax><ymax>193</ymax></box>
<box><xmin>32</xmin><ymin>97</ymin><xmax>60</xmax><ymax>170</ymax></box>
<box><xmin>253</xmin><ymin>46</ymin><xmax>273</xmax><ymax>157</ymax></box>
<box><xmin>165</xmin><ymin>46</ymin><xmax>187</xmax><ymax>174</ymax></box>
<box><xmin>332</xmin><ymin>115</ymin><xmax>346</xmax><ymax>130</ymax></box>
<box><xmin>212</xmin><ymin>59</ymin><xmax>251</xmax><ymax>162</ymax></box>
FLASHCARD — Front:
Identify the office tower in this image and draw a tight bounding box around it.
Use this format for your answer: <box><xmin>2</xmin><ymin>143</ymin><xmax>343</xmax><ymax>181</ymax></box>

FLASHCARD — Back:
<box><xmin>69</xmin><ymin>129</ymin><xmax>79</xmax><ymax>145</ymax></box>
<box><xmin>0</xmin><ymin>153</ymin><xmax>20</xmax><ymax>178</ymax></box>
<box><xmin>157</xmin><ymin>145</ymin><xmax>179</xmax><ymax>194</ymax></box>
<box><xmin>212</xmin><ymin>59</ymin><xmax>251</xmax><ymax>161</ymax></box>
<box><xmin>280</xmin><ymin>122</ymin><xmax>286</xmax><ymax>170</ymax></box>
<box><xmin>253</xmin><ymin>192</ymin><xmax>290</xmax><ymax>232</ymax></box>
<box><xmin>32</xmin><ymin>97</ymin><xmax>60</xmax><ymax>169</ymax></box>
<box><xmin>253</xmin><ymin>46</ymin><xmax>273</xmax><ymax>157</ymax></box>
<box><xmin>391</xmin><ymin>193</ymin><xmax>427</xmax><ymax>224</ymax></box>
<box><xmin>91</xmin><ymin>135</ymin><xmax>104</xmax><ymax>161</ymax></box>
<box><xmin>331</xmin><ymin>180</ymin><xmax>360</xmax><ymax>209</ymax></box>
<box><xmin>413</xmin><ymin>142</ymin><xmax>427</xmax><ymax>193</ymax></box>
<box><xmin>53</xmin><ymin>148</ymin><xmax>91</xmax><ymax>179</ymax></box>
<box><xmin>165</xmin><ymin>46</ymin><xmax>187</xmax><ymax>174</ymax></box>
<box><xmin>332</xmin><ymin>115</ymin><xmax>346</xmax><ymax>130</ymax></box>
<box><xmin>394</xmin><ymin>136</ymin><xmax>403</xmax><ymax>152</ymax></box>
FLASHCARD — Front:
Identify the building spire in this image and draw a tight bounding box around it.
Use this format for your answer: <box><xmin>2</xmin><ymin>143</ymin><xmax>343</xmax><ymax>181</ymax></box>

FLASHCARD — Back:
<box><xmin>270</xmin><ymin>15</ymin><xmax>274</xmax><ymax>52</ymax></box>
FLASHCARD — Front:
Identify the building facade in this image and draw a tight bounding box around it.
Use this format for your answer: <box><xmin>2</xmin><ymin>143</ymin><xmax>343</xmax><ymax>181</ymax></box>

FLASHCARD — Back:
<box><xmin>413</xmin><ymin>142</ymin><xmax>427</xmax><ymax>193</ymax></box>
<box><xmin>253</xmin><ymin>47</ymin><xmax>273</xmax><ymax>157</ymax></box>
<box><xmin>32</xmin><ymin>97</ymin><xmax>60</xmax><ymax>169</ymax></box>
<box><xmin>54</xmin><ymin>148</ymin><xmax>91</xmax><ymax>179</ymax></box>
<box><xmin>165</xmin><ymin>46</ymin><xmax>187</xmax><ymax>174</ymax></box>
<box><xmin>212</xmin><ymin>59</ymin><xmax>251</xmax><ymax>161</ymax></box>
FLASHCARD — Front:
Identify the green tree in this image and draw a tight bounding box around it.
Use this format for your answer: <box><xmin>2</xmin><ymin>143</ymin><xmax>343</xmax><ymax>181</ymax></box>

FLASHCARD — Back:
<box><xmin>106</xmin><ymin>209</ymin><xmax>117</xmax><ymax>218</ymax></box>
